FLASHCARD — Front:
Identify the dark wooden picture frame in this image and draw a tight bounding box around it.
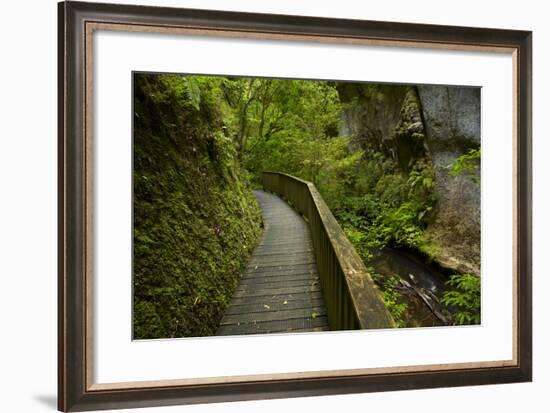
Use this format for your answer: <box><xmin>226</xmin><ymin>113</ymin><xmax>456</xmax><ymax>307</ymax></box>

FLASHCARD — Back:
<box><xmin>58</xmin><ymin>1</ymin><xmax>532</xmax><ymax>411</ymax></box>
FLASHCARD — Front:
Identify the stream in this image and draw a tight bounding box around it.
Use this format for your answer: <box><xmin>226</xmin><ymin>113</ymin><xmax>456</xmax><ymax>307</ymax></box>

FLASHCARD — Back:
<box><xmin>370</xmin><ymin>247</ymin><xmax>455</xmax><ymax>327</ymax></box>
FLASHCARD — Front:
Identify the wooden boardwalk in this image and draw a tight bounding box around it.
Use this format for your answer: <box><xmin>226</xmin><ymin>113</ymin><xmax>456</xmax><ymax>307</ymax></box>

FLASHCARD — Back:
<box><xmin>216</xmin><ymin>190</ymin><xmax>329</xmax><ymax>335</ymax></box>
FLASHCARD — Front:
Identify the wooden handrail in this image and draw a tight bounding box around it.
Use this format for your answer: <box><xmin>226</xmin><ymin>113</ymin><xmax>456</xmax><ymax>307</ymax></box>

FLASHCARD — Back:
<box><xmin>262</xmin><ymin>171</ymin><xmax>396</xmax><ymax>330</ymax></box>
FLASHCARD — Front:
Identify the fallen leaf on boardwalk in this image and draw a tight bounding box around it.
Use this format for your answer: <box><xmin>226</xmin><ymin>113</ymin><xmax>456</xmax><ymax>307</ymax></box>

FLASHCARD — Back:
<box><xmin>311</xmin><ymin>312</ymin><xmax>318</xmax><ymax>319</ymax></box>
<box><xmin>254</xmin><ymin>265</ymin><xmax>258</xmax><ymax>270</ymax></box>
<box><xmin>263</xmin><ymin>304</ymin><xmax>270</xmax><ymax>309</ymax></box>
<box><xmin>283</xmin><ymin>300</ymin><xmax>288</xmax><ymax>305</ymax></box>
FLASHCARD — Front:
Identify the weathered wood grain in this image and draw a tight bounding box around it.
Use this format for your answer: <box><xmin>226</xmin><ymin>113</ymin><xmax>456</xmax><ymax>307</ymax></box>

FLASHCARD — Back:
<box><xmin>228</xmin><ymin>291</ymin><xmax>325</xmax><ymax>307</ymax></box>
<box><xmin>224</xmin><ymin>298</ymin><xmax>327</xmax><ymax>315</ymax></box>
<box><xmin>216</xmin><ymin>316</ymin><xmax>329</xmax><ymax>335</ymax></box>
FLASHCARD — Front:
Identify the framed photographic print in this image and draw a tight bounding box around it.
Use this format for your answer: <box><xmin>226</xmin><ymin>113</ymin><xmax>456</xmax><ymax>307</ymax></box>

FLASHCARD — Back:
<box><xmin>58</xmin><ymin>1</ymin><xmax>532</xmax><ymax>411</ymax></box>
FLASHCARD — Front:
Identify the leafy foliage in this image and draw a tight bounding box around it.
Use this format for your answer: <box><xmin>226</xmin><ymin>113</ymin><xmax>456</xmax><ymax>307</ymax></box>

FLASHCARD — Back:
<box><xmin>440</xmin><ymin>274</ymin><xmax>481</xmax><ymax>325</ymax></box>
<box><xmin>234</xmin><ymin>79</ymin><xmax>344</xmax><ymax>187</ymax></box>
<box><xmin>338</xmin><ymin>154</ymin><xmax>437</xmax><ymax>255</ymax></box>
<box><xmin>448</xmin><ymin>148</ymin><xmax>481</xmax><ymax>184</ymax></box>
<box><xmin>370</xmin><ymin>273</ymin><xmax>409</xmax><ymax>327</ymax></box>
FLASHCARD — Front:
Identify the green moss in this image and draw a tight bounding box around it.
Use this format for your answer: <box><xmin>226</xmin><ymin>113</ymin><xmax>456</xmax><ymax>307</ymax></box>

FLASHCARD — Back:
<box><xmin>132</xmin><ymin>74</ymin><xmax>262</xmax><ymax>339</ymax></box>
<box><xmin>417</xmin><ymin>236</ymin><xmax>443</xmax><ymax>262</ymax></box>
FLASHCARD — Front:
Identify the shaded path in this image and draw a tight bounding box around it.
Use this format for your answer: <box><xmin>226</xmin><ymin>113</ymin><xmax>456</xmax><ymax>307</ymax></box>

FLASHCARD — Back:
<box><xmin>216</xmin><ymin>190</ymin><xmax>329</xmax><ymax>335</ymax></box>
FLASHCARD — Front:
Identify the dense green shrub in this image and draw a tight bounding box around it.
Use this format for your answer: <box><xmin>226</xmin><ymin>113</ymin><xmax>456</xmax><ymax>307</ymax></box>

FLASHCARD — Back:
<box><xmin>447</xmin><ymin>148</ymin><xmax>481</xmax><ymax>184</ymax></box>
<box><xmin>337</xmin><ymin>151</ymin><xmax>436</xmax><ymax>253</ymax></box>
<box><xmin>441</xmin><ymin>274</ymin><xmax>481</xmax><ymax>325</ymax></box>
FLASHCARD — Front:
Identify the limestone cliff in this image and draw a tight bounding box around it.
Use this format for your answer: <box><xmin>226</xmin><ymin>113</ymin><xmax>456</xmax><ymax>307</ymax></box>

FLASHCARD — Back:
<box><xmin>340</xmin><ymin>83</ymin><xmax>481</xmax><ymax>276</ymax></box>
<box><xmin>341</xmin><ymin>84</ymin><xmax>430</xmax><ymax>172</ymax></box>
<box><xmin>417</xmin><ymin>86</ymin><xmax>480</xmax><ymax>276</ymax></box>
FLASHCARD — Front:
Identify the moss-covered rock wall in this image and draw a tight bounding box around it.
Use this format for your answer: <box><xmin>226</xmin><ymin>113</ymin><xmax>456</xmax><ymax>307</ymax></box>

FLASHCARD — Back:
<box><xmin>132</xmin><ymin>74</ymin><xmax>262</xmax><ymax>339</ymax></box>
<box><xmin>341</xmin><ymin>85</ymin><xmax>431</xmax><ymax>171</ymax></box>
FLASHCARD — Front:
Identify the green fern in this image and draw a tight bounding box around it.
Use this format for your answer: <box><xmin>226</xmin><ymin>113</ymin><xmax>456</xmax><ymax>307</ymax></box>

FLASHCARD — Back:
<box><xmin>448</xmin><ymin>148</ymin><xmax>480</xmax><ymax>184</ymax></box>
<box><xmin>441</xmin><ymin>274</ymin><xmax>481</xmax><ymax>325</ymax></box>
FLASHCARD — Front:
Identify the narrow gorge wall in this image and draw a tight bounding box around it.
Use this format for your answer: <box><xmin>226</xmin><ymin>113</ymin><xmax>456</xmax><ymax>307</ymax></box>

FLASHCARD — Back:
<box><xmin>341</xmin><ymin>84</ymin><xmax>481</xmax><ymax>276</ymax></box>
<box><xmin>417</xmin><ymin>86</ymin><xmax>481</xmax><ymax>276</ymax></box>
<box><xmin>132</xmin><ymin>74</ymin><xmax>262</xmax><ymax>339</ymax></box>
<box><xmin>341</xmin><ymin>85</ymin><xmax>430</xmax><ymax>171</ymax></box>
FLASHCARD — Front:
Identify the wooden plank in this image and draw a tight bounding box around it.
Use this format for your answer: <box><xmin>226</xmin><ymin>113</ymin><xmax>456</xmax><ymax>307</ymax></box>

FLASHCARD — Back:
<box><xmin>231</xmin><ymin>285</ymin><xmax>322</xmax><ymax>299</ymax></box>
<box><xmin>224</xmin><ymin>298</ymin><xmax>327</xmax><ymax>315</ymax></box>
<box><xmin>220</xmin><ymin>307</ymin><xmax>327</xmax><ymax>325</ymax></box>
<box><xmin>242</xmin><ymin>266</ymin><xmax>317</xmax><ymax>277</ymax></box>
<box><xmin>247</xmin><ymin>259</ymin><xmax>316</xmax><ymax>269</ymax></box>
<box><xmin>227</xmin><ymin>291</ymin><xmax>325</xmax><ymax>307</ymax></box>
<box><xmin>253</xmin><ymin>242</ymin><xmax>313</xmax><ymax>250</ymax></box>
<box><xmin>236</xmin><ymin>278</ymin><xmax>319</xmax><ymax>291</ymax></box>
<box><xmin>250</xmin><ymin>251</ymin><xmax>315</xmax><ymax>260</ymax></box>
<box><xmin>239</xmin><ymin>274</ymin><xmax>317</xmax><ymax>286</ymax></box>
<box><xmin>234</xmin><ymin>282</ymin><xmax>320</xmax><ymax>297</ymax></box>
<box><xmin>216</xmin><ymin>316</ymin><xmax>329</xmax><ymax>335</ymax></box>
<box><xmin>251</xmin><ymin>249</ymin><xmax>314</xmax><ymax>258</ymax></box>
<box><xmin>286</xmin><ymin>326</ymin><xmax>330</xmax><ymax>333</ymax></box>
<box><xmin>241</xmin><ymin>272</ymin><xmax>317</xmax><ymax>283</ymax></box>
<box><xmin>245</xmin><ymin>262</ymin><xmax>317</xmax><ymax>272</ymax></box>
